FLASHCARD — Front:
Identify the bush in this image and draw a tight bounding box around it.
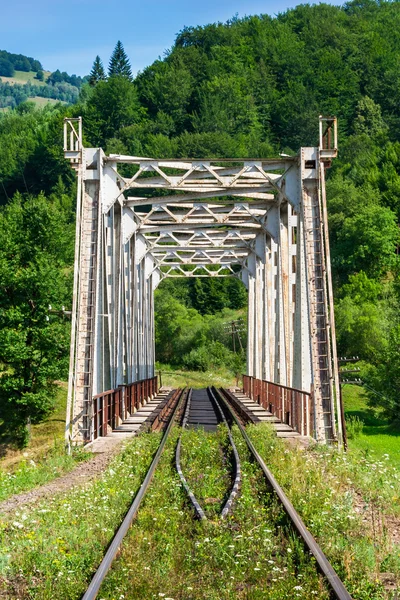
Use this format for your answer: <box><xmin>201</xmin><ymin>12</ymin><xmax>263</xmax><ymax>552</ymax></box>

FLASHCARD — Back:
<box><xmin>182</xmin><ymin>346</ymin><xmax>211</xmax><ymax>371</ymax></box>
<box><xmin>182</xmin><ymin>341</ymin><xmax>236</xmax><ymax>372</ymax></box>
<box><xmin>346</xmin><ymin>415</ymin><xmax>364</xmax><ymax>439</ymax></box>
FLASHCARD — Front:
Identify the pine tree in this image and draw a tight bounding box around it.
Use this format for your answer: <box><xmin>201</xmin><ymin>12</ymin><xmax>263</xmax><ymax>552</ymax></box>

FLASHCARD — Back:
<box><xmin>108</xmin><ymin>41</ymin><xmax>132</xmax><ymax>80</ymax></box>
<box><xmin>89</xmin><ymin>55</ymin><xmax>106</xmax><ymax>86</ymax></box>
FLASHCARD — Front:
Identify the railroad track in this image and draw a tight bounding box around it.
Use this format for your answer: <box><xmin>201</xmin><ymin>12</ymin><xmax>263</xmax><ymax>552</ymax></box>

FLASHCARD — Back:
<box><xmin>81</xmin><ymin>386</ymin><xmax>352</xmax><ymax>600</ymax></box>
<box><xmin>176</xmin><ymin>387</ymin><xmax>241</xmax><ymax>520</ymax></box>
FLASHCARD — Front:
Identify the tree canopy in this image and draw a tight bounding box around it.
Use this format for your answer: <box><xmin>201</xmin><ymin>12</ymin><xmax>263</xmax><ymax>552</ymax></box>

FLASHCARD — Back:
<box><xmin>0</xmin><ymin>192</ymin><xmax>73</xmax><ymax>444</ymax></box>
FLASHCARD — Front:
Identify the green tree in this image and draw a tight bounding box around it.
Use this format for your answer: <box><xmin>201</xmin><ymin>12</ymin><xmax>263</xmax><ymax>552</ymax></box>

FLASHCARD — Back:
<box><xmin>36</xmin><ymin>70</ymin><xmax>44</xmax><ymax>82</ymax></box>
<box><xmin>0</xmin><ymin>59</ymin><xmax>14</xmax><ymax>77</ymax></box>
<box><xmin>0</xmin><ymin>193</ymin><xmax>73</xmax><ymax>445</ymax></box>
<box><xmin>154</xmin><ymin>292</ymin><xmax>203</xmax><ymax>364</ymax></box>
<box><xmin>108</xmin><ymin>41</ymin><xmax>132</xmax><ymax>80</ymax></box>
<box><xmin>335</xmin><ymin>298</ymin><xmax>388</xmax><ymax>363</ymax></box>
<box><xmin>84</xmin><ymin>76</ymin><xmax>145</xmax><ymax>147</ymax></box>
<box><xmin>363</xmin><ymin>324</ymin><xmax>400</xmax><ymax>422</ymax></box>
<box><xmin>327</xmin><ymin>177</ymin><xmax>399</xmax><ymax>283</ymax></box>
<box><xmin>89</xmin><ymin>55</ymin><xmax>106</xmax><ymax>86</ymax></box>
<box><xmin>354</xmin><ymin>96</ymin><xmax>388</xmax><ymax>138</ymax></box>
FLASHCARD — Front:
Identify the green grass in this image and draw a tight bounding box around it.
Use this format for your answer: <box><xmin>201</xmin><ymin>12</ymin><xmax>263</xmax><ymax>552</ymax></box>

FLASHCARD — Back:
<box><xmin>0</xmin><ymin>383</ymin><xmax>91</xmax><ymax>502</ymax></box>
<box><xmin>99</xmin><ymin>426</ymin><xmax>329</xmax><ymax>600</ymax></box>
<box><xmin>156</xmin><ymin>363</ymin><xmax>238</xmax><ymax>389</ymax></box>
<box><xmin>0</xmin><ymin>446</ymin><xmax>90</xmax><ymax>503</ymax></box>
<box><xmin>30</xmin><ymin>96</ymin><xmax>65</xmax><ymax>107</ymax></box>
<box><xmin>0</xmin><ymin>70</ymin><xmax>49</xmax><ymax>86</ymax></box>
<box><xmin>248</xmin><ymin>424</ymin><xmax>399</xmax><ymax>597</ymax></box>
<box><xmin>1</xmin><ymin>423</ymin><xmax>395</xmax><ymax>599</ymax></box>
<box><xmin>342</xmin><ymin>385</ymin><xmax>400</xmax><ymax>468</ymax></box>
<box><xmin>0</xmin><ymin>432</ymin><xmax>162</xmax><ymax>598</ymax></box>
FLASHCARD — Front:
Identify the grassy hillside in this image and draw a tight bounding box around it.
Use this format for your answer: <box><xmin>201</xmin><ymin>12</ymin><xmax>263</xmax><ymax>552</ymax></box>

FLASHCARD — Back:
<box><xmin>0</xmin><ymin>69</ymin><xmax>50</xmax><ymax>86</ymax></box>
<box><xmin>30</xmin><ymin>96</ymin><xmax>65</xmax><ymax>107</ymax></box>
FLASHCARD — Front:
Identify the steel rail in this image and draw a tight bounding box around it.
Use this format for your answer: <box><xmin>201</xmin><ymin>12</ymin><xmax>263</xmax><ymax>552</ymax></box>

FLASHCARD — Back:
<box><xmin>207</xmin><ymin>387</ymin><xmax>241</xmax><ymax>518</ymax></box>
<box><xmin>81</xmin><ymin>387</ymin><xmax>186</xmax><ymax>600</ymax></box>
<box><xmin>175</xmin><ymin>389</ymin><xmax>207</xmax><ymax>520</ymax></box>
<box><xmin>175</xmin><ymin>387</ymin><xmax>241</xmax><ymax>521</ymax></box>
<box><xmin>215</xmin><ymin>387</ymin><xmax>352</xmax><ymax>600</ymax></box>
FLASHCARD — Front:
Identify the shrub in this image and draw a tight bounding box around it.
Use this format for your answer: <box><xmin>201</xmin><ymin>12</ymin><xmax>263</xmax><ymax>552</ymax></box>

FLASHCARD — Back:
<box><xmin>346</xmin><ymin>415</ymin><xmax>364</xmax><ymax>439</ymax></box>
<box><xmin>182</xmin><ymin>341</ymin><xmax>235</xmax><ymax>372</ymax></box>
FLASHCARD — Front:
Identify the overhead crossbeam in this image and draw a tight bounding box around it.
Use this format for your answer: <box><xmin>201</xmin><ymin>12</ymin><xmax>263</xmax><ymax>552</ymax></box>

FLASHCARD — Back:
<box><xmin>126</xmin><ymin>189</ymin><xmax>275</xmax><ymax>207</ymax></box>
<box><xmin>134</xmin><ymin>203</ymin><xmax>269</xmax><ymax>228</ymax></box>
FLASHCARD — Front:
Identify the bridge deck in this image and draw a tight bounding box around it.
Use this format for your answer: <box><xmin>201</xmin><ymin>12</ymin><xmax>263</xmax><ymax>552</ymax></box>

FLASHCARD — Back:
<box><xmin>228</xmin><ymin>390</ymin><xmax>301</xmax><ymax>438</ymax></box>
<box><xmin>88</xmin><ymin>389</ymin><xmax>170</xmax><ymax>453</ymax></box>
<box><xmin>187</xmin><ymin>389</ymin><xmax>219</xmax><ymax>432</ymax></box>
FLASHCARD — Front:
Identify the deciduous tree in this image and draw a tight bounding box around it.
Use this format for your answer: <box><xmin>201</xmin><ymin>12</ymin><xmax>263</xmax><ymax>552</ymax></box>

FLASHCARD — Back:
<box><xmin>0</xmin><ymin>193</ymin><xmax>73</xmax><ymax>445</ymax></box>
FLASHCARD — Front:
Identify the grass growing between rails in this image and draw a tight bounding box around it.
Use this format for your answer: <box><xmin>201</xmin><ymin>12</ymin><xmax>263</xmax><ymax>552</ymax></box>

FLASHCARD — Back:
<box><xmin>248</xmin><ymin>424</ymin><xmax>400</xmax><ymax>597</ymax></box>
<box><xmin>0</xmin><ymin>383</ymin><xmax>91</xmax><ymax>503</ymax></box>
<box><xmin>99</xmin><ymin>425</ymin><xmax>329</xmax><ymax>600</ymax></box>
<box><xmin>343</xmin><ymin>385</ymin><xmax>400</xmax><ymax>468</ymax></box>
<box><xmin>179</xmin><ymin>427</ymin><xmax>233</xmax><ymax>519</ymax></box>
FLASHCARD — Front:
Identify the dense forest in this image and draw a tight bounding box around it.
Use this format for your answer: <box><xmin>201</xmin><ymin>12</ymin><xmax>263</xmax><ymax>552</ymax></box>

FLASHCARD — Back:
<box><xmin>0</xmin><ymin>50</ymin><xmax>42</xmax><ymax>76</ymax></box>
<box><xmin>0</xmin><ymin>0</ymin><xmax>399</xmax><ymax>444</ymax></box>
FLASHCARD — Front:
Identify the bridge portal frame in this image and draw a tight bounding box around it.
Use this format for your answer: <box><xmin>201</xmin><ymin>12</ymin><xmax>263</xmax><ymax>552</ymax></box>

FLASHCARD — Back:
<box><xmin>64</xmin><ymin>117</ymin><xmax>342</xmax><ymax>448</ymax></box>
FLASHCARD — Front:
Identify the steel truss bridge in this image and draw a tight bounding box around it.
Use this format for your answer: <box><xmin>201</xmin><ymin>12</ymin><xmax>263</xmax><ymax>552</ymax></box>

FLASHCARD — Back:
<box><xmin>64</xmin><ymin>117</ymin><xmax>343</xmax><ymax>447</ymax></box>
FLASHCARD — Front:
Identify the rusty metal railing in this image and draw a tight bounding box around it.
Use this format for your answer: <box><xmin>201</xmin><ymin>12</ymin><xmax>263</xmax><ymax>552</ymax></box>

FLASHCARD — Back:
<box><xmin>243</xmin><ymin>375</ymin><xmax>313</xmax><ymax>437</ymax></box>
<box><xmin>92</xmin><ymin>376</ymin><xmax>159</xmax><ymax>440</ymax></box>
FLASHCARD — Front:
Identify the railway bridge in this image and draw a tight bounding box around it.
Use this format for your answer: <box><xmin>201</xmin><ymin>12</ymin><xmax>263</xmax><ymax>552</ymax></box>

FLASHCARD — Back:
<box><xmin>63</xmin><ymin>116</ymin><xmax>343</xmax><ymax>448</ymax></box>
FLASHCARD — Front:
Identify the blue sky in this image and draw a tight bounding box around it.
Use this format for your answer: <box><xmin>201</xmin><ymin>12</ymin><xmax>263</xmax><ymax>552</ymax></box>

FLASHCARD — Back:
<box><xmin>2</xmin><ymin>0</ymin><xmax>344</xmax><ymax>76</ymax></box>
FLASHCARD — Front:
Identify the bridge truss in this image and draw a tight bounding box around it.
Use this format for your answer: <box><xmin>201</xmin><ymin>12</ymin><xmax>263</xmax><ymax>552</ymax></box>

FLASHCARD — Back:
<box><xmin>64</xmin><ymin>117</ymin><xmax>342</xmax><ymax>446</ymax></box>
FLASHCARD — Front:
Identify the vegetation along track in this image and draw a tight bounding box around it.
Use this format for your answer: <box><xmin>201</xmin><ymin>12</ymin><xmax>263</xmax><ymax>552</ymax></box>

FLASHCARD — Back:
<box><xmin>81</xmin><ymin>386</ymin><xmax>352</xmax><ymax>600</ymax></box>
<box><xmin>176</xmin><ymin>387</ymin><xmax>241</xmax><ymax>521</ymax></box>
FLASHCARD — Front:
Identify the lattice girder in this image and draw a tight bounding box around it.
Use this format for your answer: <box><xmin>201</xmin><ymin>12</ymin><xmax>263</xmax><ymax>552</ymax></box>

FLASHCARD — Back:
<box><xmin>64</xmin><ymin>117</ymin><xmax>342</xmax><ymax>448</ymax></box>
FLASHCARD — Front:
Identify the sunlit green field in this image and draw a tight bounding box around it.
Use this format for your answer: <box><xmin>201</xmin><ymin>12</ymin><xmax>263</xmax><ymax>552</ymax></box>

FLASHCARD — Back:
<box><xmin>343</xmin><ymin>384</ymin><xmax>400</xmax><ymax>468</ymax></box>
<box><xmin>156</xmin><ymin>363</ymin><xmax>238</xmax><ymax>389</ymax></box>
<box><xmin>0</xmin><ymin>70</ymin><xmax>50</xmax><ymax>86</ymax></box>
